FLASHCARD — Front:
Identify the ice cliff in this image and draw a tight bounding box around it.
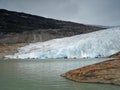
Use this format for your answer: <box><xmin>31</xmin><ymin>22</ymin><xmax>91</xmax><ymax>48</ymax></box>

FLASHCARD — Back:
<box><xmin>6</xmin><ymin>27</ymin><xmax>120</xmax><ymax>59</ymax></box>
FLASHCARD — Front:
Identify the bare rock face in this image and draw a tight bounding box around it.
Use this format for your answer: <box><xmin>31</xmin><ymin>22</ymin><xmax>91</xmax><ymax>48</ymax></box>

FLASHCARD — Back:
<box><xmin>0</xmin><ymin>43</ymin><xmax>27</xmax><ymax>58</ymax></box>
<box><xmin>61</xmin><ymin>53</ymin><xmax>120</xmax><ymax>85</ymax></box>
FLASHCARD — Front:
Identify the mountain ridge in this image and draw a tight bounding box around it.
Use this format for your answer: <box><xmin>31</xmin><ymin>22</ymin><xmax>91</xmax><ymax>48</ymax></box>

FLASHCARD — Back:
<box><xmin>0</xmin><ymin>9</ymin><xmax>105</xmax><ymax>44</ymax></box>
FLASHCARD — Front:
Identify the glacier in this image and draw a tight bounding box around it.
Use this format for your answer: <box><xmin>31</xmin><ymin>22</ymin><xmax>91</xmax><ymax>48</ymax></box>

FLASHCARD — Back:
<box><xmin>6</xmin><ymin>27</ymin><xmax>120</xmax><ymax>59</ymax></box>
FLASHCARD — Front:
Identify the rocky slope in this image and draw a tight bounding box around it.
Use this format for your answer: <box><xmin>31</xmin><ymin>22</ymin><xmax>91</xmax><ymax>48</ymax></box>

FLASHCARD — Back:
<box><xmin>0</xmin><ymin>43</ymin><xmax>27</xmax><ymax>58</ymax></box>
<box><xmin>61</xmin><ymin>52</ymin><xmax>120</xmax><ymax>85</ymax></box>
<box><xmin>0</xmin><ymin>9</ymin><xmax>105</xmax><ymax>44</ymax></box>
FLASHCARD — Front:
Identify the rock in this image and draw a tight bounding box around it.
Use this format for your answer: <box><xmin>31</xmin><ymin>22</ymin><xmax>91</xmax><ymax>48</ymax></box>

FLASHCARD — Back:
<box><xmin>109</xmin><ymin>52</ymin><xmax>120</xmax><ymax>58</ymax></box>
<box><xmin>61</xmin><ymin>53</ymin><xmax>120</xmax><ymax>85</ymax></box>
<box><xmin>0</xmin><ymin>43</ymin><xmax>27</xmax><ymax>58</ymax></box>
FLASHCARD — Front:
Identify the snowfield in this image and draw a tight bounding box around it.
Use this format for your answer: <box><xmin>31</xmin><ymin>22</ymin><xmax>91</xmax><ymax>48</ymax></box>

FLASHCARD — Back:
<box><xmin>6</xmin><ymin>27</ymin><xmax>120</xmax><ymax>59</ymax></box>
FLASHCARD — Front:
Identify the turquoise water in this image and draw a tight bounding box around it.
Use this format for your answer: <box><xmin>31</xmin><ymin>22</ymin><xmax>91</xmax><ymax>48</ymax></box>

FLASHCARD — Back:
<box><xmin>0</xmin><ymin>58</ymin><xmax>119</xmax><ymax>90</ymax></box>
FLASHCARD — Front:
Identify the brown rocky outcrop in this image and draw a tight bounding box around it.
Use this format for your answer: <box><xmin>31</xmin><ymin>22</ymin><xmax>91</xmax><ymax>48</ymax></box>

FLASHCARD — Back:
<box><xmin>109</xmin><ymin>52</ymin><xmax>120</xmax><ymax>58</ymax></box>
<box><xmin>61</xmin><ymin>52</ymin><xmax>120</xmax><ymax>85</ymax></box>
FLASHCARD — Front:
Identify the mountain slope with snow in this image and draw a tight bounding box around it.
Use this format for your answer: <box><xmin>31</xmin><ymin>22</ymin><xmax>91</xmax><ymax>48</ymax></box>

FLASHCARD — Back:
<box><xmin>6</xmin><ymin>27</ymin><xmax>120</xmax><ymax>59</ymax></box>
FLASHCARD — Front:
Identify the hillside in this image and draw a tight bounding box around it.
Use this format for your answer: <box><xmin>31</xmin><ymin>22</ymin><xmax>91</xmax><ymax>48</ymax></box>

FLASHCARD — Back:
<box><xmin>0</xmin><ymin>9</ymin><xmax>104</xmax><ymax>44</ymax></box>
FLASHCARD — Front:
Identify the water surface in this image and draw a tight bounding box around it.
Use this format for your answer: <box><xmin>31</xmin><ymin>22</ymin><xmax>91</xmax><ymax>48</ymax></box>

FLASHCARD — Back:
<box><xmin>0</xmin><ymin>58</ymin><xmax>119</xmax><ymax>90</ymax></box>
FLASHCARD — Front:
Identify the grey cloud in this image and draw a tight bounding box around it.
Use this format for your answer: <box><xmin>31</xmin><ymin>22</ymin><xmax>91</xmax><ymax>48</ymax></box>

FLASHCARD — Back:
<box><xmin>0</xmin><ymin>0</ymin><xmax>120</xmax><ymax>26</ymax></box>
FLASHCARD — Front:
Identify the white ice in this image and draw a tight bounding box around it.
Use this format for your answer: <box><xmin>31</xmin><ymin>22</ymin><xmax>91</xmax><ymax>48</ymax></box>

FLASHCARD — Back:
<box><xmin>6</xmin><ymin>27</ymin><xmax>120</xmax><ymax>59</ymax></box>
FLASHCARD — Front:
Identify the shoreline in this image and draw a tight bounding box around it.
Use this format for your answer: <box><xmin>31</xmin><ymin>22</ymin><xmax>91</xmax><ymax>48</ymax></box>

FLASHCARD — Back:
<box><xmin>0</xmin><ymin>43</ymin><xmax>120</xmax><ymax>86</ymax></box>
<box><xmin>61</xmin><ymin>52</ymin><xmax>120</xmax><ymax>86</ymax></box>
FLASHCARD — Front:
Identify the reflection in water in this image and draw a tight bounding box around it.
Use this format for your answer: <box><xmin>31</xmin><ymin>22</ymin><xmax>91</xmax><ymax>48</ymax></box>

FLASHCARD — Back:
<box><xmin>0</xmin><ymin>58</ymin><xmax>119</xmax><ymax>90</ymax></box>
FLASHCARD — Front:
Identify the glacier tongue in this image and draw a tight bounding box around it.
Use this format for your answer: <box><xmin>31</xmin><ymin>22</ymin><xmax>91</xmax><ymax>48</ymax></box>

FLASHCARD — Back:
<box><xmin>6</xmin><ymin>27</ymin><xmax>120</xmax><ymax>59</ymax></box>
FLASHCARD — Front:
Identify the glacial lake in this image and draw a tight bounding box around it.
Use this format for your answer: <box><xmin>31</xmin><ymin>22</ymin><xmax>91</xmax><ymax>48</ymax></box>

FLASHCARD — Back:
<box><xmin>0</xmin><ymin>58</ymin><xmax>120</xmax><ymax>90</ymax></box>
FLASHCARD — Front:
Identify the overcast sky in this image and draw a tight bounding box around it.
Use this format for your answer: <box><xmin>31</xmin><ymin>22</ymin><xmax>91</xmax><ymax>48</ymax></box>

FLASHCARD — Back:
<box><xmin>0</xmin><ymin>0</ymin><xmax>120</xmax><ymax>26</ymax></box>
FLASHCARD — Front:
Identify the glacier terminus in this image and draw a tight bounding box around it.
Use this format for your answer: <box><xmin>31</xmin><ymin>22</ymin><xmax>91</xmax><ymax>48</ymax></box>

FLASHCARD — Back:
<box><xmin>6</xmin><ymin>27</ymin><xmax>120</xmax><ymax>59</ymax></box>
